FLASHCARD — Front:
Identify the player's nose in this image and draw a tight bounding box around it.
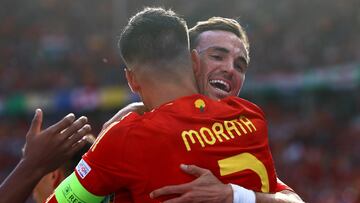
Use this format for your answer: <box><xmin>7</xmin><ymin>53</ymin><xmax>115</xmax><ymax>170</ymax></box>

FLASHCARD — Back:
<box><xmin>220</xmin><ymin>60</ymin><xmax>236</xmax><ymax>75</ymax></box>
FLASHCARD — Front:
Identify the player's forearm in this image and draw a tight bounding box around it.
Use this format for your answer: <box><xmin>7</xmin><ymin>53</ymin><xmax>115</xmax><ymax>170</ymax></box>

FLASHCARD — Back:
<box><xmin>0</xmin><ymin>159</ymin><xmax>45</xmax><ymax>203</ymax></box>
<box><xmin>255</xmin><ymin>190</ymin><xmax>304</xmax><ymax>203</ymax></box>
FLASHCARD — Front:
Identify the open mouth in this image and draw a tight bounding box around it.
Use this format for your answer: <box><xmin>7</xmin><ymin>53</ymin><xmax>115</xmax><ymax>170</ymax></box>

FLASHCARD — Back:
<box><xmin>209</xmin><ymin>79</ymin><xmax>231</xmax><ymax>92</ymax></box>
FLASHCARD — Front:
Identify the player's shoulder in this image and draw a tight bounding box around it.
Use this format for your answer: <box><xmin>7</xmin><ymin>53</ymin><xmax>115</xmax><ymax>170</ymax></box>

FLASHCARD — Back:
<box><xmin>117</xmin><ymin>111</ymin><xmax>142</xmax><ymax>125</ymax></box>
<box><xmin>104</xmin><ymin>112</ymin><xmax>142</xmax><ymax>135</ymax></box>
<box><xmin>95</xmin><ymin>112</ymin><xmax>141</xmax><ymax>143</ymax></box>
<box><xmin>222</xmin><ymin>96</ymin><xmax>265</xmax><ymax>116</ymax></box>
<box><xmin>86</xmin><ymin>112</ymin><xmax>142</xmax><ymax>158</ymax></box>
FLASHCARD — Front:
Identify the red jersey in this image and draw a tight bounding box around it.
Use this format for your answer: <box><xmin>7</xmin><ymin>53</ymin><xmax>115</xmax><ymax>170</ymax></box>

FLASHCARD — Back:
<box><xmin>50</xmin><ymin>94</ymin><xmax>283</xmax><ymax>202</ymax></box>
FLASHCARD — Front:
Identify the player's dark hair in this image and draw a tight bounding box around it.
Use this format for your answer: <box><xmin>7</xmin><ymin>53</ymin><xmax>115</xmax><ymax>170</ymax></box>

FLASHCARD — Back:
<box><xmin>119</xmin><ymin>7</ymin><xmax>190</xmax><ymax>69</ymax></box>
<box><xmin>189</xmin><ymin>17</ymin><xmax>249</xmax><ymax>53</ymax></box>
<box><xmin>62</xmin><ymin>136</ymin><xmax>94</xmax><ymax>176</ymax></box>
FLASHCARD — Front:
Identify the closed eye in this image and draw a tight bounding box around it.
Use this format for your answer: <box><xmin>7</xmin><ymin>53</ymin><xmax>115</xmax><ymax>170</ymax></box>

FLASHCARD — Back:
<box><xmin>234</xmin><ymin>58</ymin><xmax>248</xmax><ymax>73</ymax></box>
<box><xmin>210</xmin><ymin>55</ymin><xmax>223</xmax><ymax>61</ymax></box>
<box><xmin>234</xmin><ymin>62</ymin><xmax>244</xmax><ymax>72</ymax></box>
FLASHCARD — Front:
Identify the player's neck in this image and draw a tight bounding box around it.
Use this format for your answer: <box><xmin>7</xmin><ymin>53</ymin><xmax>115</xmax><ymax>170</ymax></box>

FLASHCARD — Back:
<box><xmin>142</xmin><ymin>79</ymin><xmax>198</xmax><ymax>110</ymax></box>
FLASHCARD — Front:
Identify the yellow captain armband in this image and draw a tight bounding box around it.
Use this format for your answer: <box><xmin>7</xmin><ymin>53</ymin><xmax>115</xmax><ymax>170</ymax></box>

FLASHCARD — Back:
<box><xmin>54</xmin><ymin>172</ymin><xmax>105</xmax><ymax>203</ymax></box>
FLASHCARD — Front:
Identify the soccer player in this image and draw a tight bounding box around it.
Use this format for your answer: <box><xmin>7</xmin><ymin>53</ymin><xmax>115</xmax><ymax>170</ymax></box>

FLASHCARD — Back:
<box><xmin>32</xmin><ymin>135</ymin><xmax>95</xmax><ymax>203</ymax></box>
<box><xmin>0</xmin><ymin>109</ymin><xmax>91</xmax><ymax>203</ymax></box>
<box><xmin>105</xmin><ymin>17</ymin><xmax>303</xmax><ymax>203</ymax></box>
<box><xmin>47</xmin><ymin>7</ymin><xmax>285</xmax><ymax>203</ymax></box>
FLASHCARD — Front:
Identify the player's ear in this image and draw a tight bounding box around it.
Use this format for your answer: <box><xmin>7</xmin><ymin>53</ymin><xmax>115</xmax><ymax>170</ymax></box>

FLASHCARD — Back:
<box><xmin>50</xmin><ymin>169</ymin><xmax>65</xmax><ymax>189</ymax></box>
<box><xmin>191</xmin><ymin>49</ymin><xmax>201</xmax><ymax>78</ymax></box>
<box><xmin>125</xmin><ymin>67</ymin><xmax>140</xmax><ymax>93</ymax></box>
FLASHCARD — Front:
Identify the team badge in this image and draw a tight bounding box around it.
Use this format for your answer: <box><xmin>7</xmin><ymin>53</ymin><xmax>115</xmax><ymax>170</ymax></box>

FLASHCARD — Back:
<box><xmin>194</xmin><ymin>99</ymin><xmax>205</xmax><ymax>112</ymax></box>
<box><xmin>76</xmin><ymin>159</ymin><xmax>91</xmax><ymax>179</ymax></box>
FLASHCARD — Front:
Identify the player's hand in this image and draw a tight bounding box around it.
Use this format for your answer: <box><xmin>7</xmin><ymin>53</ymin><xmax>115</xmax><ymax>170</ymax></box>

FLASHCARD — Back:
<box><xmin>102</xmin><ymin>102</ymin><xmax>147</xmax><ymax>130</ymax></box>
<box><xmin>150</xmin><ymin>164</ymin><xmax>233</xmax><ymax>203</ymax></box>
<box><xmin>22</xmin><ymin>109</ymin><xmax>91</xmax><ymax>174</ymax></box>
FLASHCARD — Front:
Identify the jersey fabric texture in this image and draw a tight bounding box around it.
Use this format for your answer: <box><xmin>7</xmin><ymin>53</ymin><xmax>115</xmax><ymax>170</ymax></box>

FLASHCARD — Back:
<box><xmin>50</xmin><ymin>94</ymin><xmax>285</xmax><ymax>202</ymax></box>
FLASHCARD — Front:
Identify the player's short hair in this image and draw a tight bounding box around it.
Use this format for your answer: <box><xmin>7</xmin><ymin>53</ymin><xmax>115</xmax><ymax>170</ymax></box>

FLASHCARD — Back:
<box><xmin>119</xmin><ymin>7</ymin><xmax>190</xmax><ymax>69</ymax></box>
<box><xmin>189</xmin><ymin>17</ymin><xmax>249</xmax><ymax>54</ymax></box>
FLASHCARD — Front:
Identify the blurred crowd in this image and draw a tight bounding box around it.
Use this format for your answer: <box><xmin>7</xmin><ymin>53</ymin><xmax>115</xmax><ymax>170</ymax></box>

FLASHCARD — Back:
<box><xmin>0</xmin><ymin>0</ymin><xmax>359</xmax><ymax>202</ymax></box>
<box><xmin>0</xmin><ymin>0</ymin><xmax>123</xmax><ymax>94</ymax></box>
<box><xmin>245</xmin><ymin>89</ymin><xmax>360</xmax><ymax>203</ymax></box>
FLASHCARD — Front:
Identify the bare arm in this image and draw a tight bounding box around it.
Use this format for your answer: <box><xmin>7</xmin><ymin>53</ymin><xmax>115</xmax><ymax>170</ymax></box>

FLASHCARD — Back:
<box><xmin>0</xmin><ymin>109</ymin><xmax>91</xmax><ymax>203</ymax></box>
<box><xmin>150</xmin><ymin>164</ymin><xmax>233</xmax><ymax>203</ymax></box>
<box><xmin>150</xmin><ymin>164</ymin><xmax>304</xmax><ymax>203</ymax></box>
<box><xmin>255</xmin><ymin>190</ymin><xmax>303</xmax><ymax>203</ymax></box>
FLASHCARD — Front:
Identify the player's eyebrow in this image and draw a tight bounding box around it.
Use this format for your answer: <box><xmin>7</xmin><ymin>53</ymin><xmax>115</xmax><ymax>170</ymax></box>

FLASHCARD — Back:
<box><xmin>211</xmin><ymin>46</ymin><xmax>249</xmax><ymax>65</ymax></box>
<box><xmin>209</xmin><ymin>46</ymin><xmax>230</xmax><ymax>54</ymax></box>
<box><xmin>198</xmin><ymin>46</ymin><xmax>229</xmax><ymax>54</ymax></box>
<box><xmin>198</xmin><ymin>46</ymin><xmax>249</xmax><ymax>65</ymax></box>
